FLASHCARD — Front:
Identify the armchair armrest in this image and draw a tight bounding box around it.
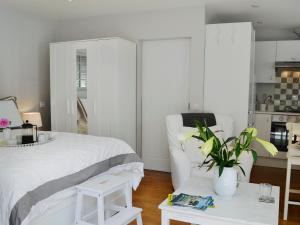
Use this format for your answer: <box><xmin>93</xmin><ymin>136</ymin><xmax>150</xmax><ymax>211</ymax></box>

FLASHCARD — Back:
<box><xmin>169</xmin><ymin>148</ymin><xmax>191</xmax><ymax>190</ymax></box>
<box><xmin>238</xmin><ymin>151</ymin><xmax>254</xmax><ymax>182</ymax></box>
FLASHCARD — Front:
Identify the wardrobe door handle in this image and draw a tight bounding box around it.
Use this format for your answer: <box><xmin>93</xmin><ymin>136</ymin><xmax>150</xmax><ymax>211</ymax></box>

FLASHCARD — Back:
<box><xmin>93</xmin><ymin>101</ymin><xmax>96</xmax><ymax>115</ymax></box>
<box><xmin>71</xmin><ymin>103</ymin><xmax>75</xmax><ymax>115</ymax></box>
<box><xmin>67</xmin><ymin>100</ymin><xmax>70</xmax><ymax>115</ymax></box>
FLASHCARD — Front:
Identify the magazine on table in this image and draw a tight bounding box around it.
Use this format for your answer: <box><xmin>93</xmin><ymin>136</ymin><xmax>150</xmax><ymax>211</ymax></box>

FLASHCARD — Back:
<box><xmin>168</xmin><ymin>193</ymin><xmax>214</xmax><ymax>211</ymax></box>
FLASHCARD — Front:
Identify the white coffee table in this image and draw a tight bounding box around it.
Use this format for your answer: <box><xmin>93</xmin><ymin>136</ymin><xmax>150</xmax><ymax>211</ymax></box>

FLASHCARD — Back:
<box><xmin>159</xmin><ymin>177</ymin><xmax>279</xmax><ymax>225</ymax></box>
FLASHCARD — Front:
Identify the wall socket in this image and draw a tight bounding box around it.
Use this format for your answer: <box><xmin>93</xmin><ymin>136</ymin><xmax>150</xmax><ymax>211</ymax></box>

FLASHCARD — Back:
<box><xmin>39</xmin><ymin>101</ymin><xmax>46</xmax><ymax>108</ymax></box>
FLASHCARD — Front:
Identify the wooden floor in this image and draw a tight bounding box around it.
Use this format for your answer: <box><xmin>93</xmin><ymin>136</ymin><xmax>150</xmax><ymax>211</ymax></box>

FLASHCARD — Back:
<box><xmin>130</xmin><ymin>166</ymin><xmax>300</xmax><ymax>225</ymax></box>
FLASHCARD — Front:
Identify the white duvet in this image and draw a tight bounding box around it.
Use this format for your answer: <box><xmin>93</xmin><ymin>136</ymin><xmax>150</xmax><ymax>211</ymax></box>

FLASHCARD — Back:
<box><xmin>0</xmin><ymin>132</ymin><xmax>144</xmax><ymax>225</ymax></box>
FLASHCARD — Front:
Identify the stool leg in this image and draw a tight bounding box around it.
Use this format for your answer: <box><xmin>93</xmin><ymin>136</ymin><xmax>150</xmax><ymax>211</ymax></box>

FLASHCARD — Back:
<box><xmin>97</xmin><ymin>195</ymin><xmax>105</xmax><ymax>225</ymax></box>
<box><xmin>161</xmin><ymin>211</ymin><xmax>170</xmax><ymax>225</ymax></box>
<box><xmin>125</xmin><ymin>182</ymin><xmax>132</xmax><ymax>208</ymax></box>
<box><xmin>136</xmin><ymin>213</ymin><xmax>143</xmax><ymax>225</ymax></box>
<box><xmin>284</xmin><ymin>158</ymin><xmax>292</xmax><ymax>220</ymax></box>
<box><xmin>75</xmin><ymin>191</ymin><xmax>83</xmax><ymax>225</ymax></box>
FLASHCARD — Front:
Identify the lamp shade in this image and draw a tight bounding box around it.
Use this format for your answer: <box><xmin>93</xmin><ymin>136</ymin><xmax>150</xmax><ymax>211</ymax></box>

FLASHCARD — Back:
<box><xmin>22</xmin><ymin>112</ymin><xmax>42</xmax><ymax>128</ymax></box>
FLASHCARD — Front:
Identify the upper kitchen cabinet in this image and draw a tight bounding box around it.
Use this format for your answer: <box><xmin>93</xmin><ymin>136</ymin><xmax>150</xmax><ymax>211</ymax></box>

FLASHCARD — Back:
<box><xmin>255</xmin><ymin>41</ymin><xmax>276</xmax><ymax>83</ymax></box>
<box><xmin>276</xmin><ymin>40</ymin><xmax>300</xmax><ymax>62</ymax></box>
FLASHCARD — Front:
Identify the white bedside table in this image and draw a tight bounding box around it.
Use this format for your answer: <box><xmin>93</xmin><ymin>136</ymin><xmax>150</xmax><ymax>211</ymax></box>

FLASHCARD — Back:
<box><xmin>159</xmin><ymin>177</ymin><xmax>279</xmax><ymax>225</ymax></box>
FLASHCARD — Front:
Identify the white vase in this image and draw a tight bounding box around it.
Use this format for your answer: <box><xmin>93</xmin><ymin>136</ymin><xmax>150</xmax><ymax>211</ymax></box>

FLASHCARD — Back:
<box><xmin>3</xmin><ymin>128</ymin><xmax>11</xmax><ymax>140</ymax></box>
<box><xmin>213</xmin><ymin>167</ymin><xmax>237</xmax><ymax>199</ymax></box>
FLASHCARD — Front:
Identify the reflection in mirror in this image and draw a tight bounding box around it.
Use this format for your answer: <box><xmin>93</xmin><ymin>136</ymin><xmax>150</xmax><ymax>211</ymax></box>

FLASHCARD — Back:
<box><xmin>76</xmin><ymin>49</ymin><xmax>88</xmax><ymax>134</ymax></box>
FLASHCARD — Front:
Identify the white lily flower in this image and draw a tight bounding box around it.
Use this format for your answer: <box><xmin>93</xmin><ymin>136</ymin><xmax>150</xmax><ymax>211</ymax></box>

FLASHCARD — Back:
<box><xmin>245</xmin><ymin>127</ymin><xmax>258</xmax><ymax>137</ymax></box>
<box><xmin>201</xmin><ymin>137</ymin><xmax>214</xmax><ymax>155</ymax></box>
<box><xmin>178</xmin><ymin>130</ymin><xmax>200</xmax><ymax>142</ymax></box>
<box><xmin>255</xmin><ymin>137</ymin><xmax>278</xmax><ymax>157</ymax></box>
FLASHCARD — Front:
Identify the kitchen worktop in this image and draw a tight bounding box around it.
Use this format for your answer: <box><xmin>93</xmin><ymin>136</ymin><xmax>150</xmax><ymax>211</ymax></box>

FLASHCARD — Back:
<box><xmin>256</xmin><ymin>111</ymin><xmax>300</xmax><ymax>116</ymax></box>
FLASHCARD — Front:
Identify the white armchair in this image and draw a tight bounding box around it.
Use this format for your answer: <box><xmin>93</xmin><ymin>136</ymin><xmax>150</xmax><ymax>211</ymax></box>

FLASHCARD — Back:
<box><xmin>166</xmin><ymin>113</ymin><xmax>254</xmax><ymax>190</ymax></box>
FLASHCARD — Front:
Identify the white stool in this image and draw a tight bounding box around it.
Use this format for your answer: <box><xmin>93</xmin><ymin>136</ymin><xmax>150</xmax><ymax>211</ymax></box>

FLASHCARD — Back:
<box><xmin>75</xmin><ymin>175</ymin><xmax>143</xmax><ymax>225</ymax></box>
<box><xmin>284</xmin><ymin>123</ymin><xmax>300</xmax><ymax>220</ymax></box>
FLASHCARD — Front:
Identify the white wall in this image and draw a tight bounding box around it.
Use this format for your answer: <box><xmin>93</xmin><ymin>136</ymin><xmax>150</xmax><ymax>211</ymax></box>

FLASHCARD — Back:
<box><xmin>55</xmin><ymin>7</ymin><xmax>206</xmax><ymax>156</ymax></box>
<box><xmin>0</xmin><ymin>7</ymin><xmax>56</xmax><ymax>130</ymax></box>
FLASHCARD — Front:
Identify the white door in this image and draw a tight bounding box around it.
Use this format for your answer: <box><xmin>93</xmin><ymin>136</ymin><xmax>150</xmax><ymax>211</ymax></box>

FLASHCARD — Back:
<box><xmin>142</xmin><ymin>38</ymin><xmax>190</xmax><ymax>172</ymax></box>
<box><xmin>87</xmin><ymin>40</ymin><xmax>117</xmax><ymax>138</ymax></box>
<box><xmin>50</xmin><ymin>43</ymin><xmax>77</xmax><ymax>132</ymax></box>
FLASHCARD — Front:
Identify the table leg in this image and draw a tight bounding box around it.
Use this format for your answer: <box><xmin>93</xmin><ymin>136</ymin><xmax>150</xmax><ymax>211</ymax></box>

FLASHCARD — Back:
<box><xmin>161</xmin><ymin>211</ymin><xmax>170</xmax><ymax>225</ymax></box>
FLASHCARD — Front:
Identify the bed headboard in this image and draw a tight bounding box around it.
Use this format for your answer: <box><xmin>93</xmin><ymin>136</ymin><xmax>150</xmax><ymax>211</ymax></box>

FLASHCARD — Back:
<box><xmin>0</xmin><ymin>97</ymin><xmax>23</xmax><ymax>127</ymax></box>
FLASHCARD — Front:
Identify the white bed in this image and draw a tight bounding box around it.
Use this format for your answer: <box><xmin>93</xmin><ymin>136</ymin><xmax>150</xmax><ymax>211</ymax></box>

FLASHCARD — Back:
<box><xmin>0</xmin><ymin>99</ymin><xmax>144</xmax><ymax>225</ymax></box>
<box><xmin>0</xmin><ymin>132</ymin><xmax>143</xmax><ymax>225</ymax></box>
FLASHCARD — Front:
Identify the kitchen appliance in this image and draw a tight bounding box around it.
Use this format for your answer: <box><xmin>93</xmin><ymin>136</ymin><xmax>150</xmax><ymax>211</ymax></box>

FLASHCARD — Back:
<box><xmin>275</xmin><ymin>62</ymin><xmax>300</xmax><ymax>68</ymax></box>
<box><xmin>270</xmin><ymin>115</ymin><xmax>289</xmax><ymax>152</ymax></box>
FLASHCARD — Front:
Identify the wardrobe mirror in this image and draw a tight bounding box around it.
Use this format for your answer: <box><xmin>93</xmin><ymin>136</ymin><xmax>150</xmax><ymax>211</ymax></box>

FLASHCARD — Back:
<box><xmin>76</xmin><ymin>49</ymin><xmax>88</xmax><ymax>134</ymax></box>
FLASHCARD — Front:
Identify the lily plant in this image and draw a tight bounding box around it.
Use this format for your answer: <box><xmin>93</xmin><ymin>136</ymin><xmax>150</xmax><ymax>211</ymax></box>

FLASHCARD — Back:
<box><xmin>180</xmin><ymin>121</ymin><xmax>278</xmax><ymax>177</ymax></box>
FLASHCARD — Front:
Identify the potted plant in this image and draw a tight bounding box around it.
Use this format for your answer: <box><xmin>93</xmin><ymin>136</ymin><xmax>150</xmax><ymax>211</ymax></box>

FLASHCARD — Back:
<box><xmin>180</xmin><ymin>122</ymin><xmax>278</xmax><ymax>198</ymax></box>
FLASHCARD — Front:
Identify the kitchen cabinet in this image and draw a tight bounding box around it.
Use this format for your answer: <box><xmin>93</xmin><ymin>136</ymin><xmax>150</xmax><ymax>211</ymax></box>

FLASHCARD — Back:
<box><xmin>276</xmin><ymin>40</ymin><xmax>300</xmax><ymax>62</ymax></box>
<box><xmin>255</xmin><ymin>41</ymin><xmax>276</xmax><ymax>83</ymax></box>
<box><xmin>253</xmin><ymin>113</ymin><xmax>272</xmax><ymax>157</ymax></box>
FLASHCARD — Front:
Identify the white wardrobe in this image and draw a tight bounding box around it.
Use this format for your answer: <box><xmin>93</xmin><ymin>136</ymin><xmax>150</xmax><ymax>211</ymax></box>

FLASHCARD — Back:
<box><xmin>50</xmin><ymin>38</ymin><xmax>137</xmax><ymax>150</ymax></box>
<box><xmin>204</xmin><ymin>22</ymin><xmax>256</xmax><ymax>135</ymax></box>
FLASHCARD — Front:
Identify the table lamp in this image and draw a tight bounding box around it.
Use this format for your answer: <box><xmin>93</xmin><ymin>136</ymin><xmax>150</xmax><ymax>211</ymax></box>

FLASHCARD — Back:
<box><xmin>22</xmin><ymin>112</ymin><xmax>42</xmax><ymax>128</ymax></box>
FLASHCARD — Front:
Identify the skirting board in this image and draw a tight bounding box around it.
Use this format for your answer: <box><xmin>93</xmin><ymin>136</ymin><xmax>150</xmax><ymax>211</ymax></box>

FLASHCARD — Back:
<box><xmin>142</xmin><ymin>155</ymin><xmax>170</xmax><ymax>172</ymax></box>
<box><xmin>256</xmin><ymin>156</ymin><xmax>300</xmax><ymax>170</ymax></box>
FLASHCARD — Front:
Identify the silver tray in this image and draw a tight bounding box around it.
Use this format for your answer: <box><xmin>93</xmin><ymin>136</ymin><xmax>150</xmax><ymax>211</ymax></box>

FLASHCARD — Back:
<box><xmin>0</xmin><ymin>137</ymin><xmax>55</xmax><ymax>148</ymax></box>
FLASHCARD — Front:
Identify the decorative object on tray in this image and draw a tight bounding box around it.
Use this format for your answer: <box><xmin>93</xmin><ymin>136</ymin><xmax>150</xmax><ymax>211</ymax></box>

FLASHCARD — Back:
<box><xmin>21</xmin><ymin>112</ymin><xmax>42</xmax><ymax>144</ymax></box>
<box><xmin>179</xmin><ymin>122</ymin><xmax>278</xmax><ymax>198</ymax></box>
<box><xmin>21</xmin><ymin>120</ymin><xmax>38</xmax><ymax>144</ymax></box>
<box><xmin>0</xmin><ymin>118</ymin><xmax>11</xmax><ymax>144</ymax></box>
<box><xmin>167</xmin><ymin>193</ymin><xmax>214</xmax><ymax>211</ymax></box>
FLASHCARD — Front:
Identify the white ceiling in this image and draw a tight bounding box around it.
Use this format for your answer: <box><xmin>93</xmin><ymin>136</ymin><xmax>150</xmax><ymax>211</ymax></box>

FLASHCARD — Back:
<box><xmin>0</xmin><ymin>0</ymin><xmax>300</xmax><ymax>29</ymax></box>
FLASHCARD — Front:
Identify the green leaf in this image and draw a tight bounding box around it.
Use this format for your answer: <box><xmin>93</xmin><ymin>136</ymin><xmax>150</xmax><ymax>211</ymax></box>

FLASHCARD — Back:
<box><xmin>207</xmin><ymin>161</ymin><xmax>215</xmax><ymax>171</ymax></box>
<box><xmin>251</xmin><ymin>149</ymin><xmax>257</xmax><ymax>163</ymax></box>
<box><xmin>243</xmin><ymin>132</ymin><xmax>253</xmax><ymax>148</ymax></box>
<box><xmin>219</xmin><ymin>165</ymin><xmax>224</xmax><ymax>177</ymax></box>
<box><xmin>234</xmin><ymin>140</ymin><xmax>241</xmax><ymax>158</ymax></box>
<box><xmin>238</xmin><ymin>165</ymin><xmax>246</xmax><ymax>176</ymax></box>
<box><xmin>222</xmin><ymin>149</ymin><xmax>227</xmax><ymax>161</ymax></box>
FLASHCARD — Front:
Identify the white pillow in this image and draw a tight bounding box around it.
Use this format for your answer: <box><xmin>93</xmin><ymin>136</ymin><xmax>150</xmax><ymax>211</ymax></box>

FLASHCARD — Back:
<box><xmin>180</xmin><ymin>125</ymin><xmax>224</xmax><ymax>164</ymax></box>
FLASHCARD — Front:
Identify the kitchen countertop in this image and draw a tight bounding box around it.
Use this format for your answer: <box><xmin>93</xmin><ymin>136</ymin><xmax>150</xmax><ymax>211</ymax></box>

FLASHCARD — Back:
<box><xmin>255</xmin><ymin>111</ymin><xmax>300</xmax><ymax>116</ymax></box>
